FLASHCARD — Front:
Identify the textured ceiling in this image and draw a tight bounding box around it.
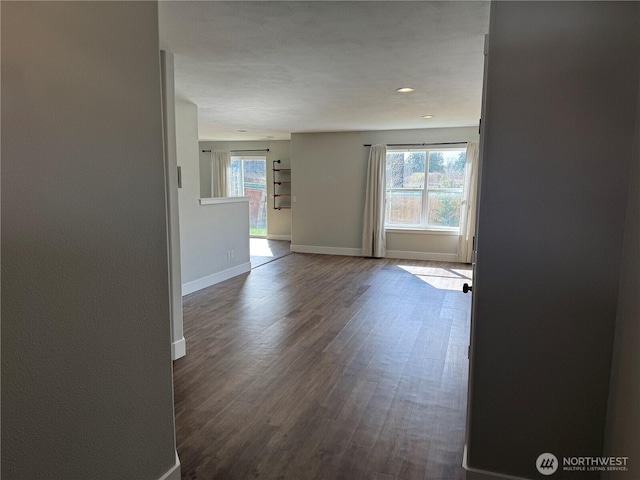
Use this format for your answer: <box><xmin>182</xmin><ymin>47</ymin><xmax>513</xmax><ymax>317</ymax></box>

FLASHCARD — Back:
<box><xmin>159</xmin><ymin>1</ymin><xmax>490</xmax><ymax>141</ymax></box>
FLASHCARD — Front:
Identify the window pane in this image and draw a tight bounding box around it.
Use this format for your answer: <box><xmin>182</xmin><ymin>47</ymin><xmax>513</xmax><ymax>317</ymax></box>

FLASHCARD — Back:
<box><xmin>386</xmin><ymin>152</ymin><xmax>425</xmax><ymax>188</ymax></box>
<box><xmin>386</xmin><ymin>190</ymin><xmax>422</xmax><ymax>226</ymax></box>
<box><xmin>427</xmin><ymin>191</ymin><xmax>463</xmax><ymax>227</ymax></box>
<box><xmin>230</xmin><ymin>158</ymin><xmax>243</xmax><ymax>196</ymax></box>
<box><xmin>242</xmin><ymin>159</ymin><xmax>266</xmax><ymax>189</ymax></box>
<box><xmin>428</xmin><ymin>150</ymin><xmax>466</xmax><ymax>189</ymax></box>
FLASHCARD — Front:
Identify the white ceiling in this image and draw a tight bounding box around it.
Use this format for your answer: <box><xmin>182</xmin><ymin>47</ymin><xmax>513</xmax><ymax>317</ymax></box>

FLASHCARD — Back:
<box><xmin>158</xmin><ymin>1</ymin><xmax>490</xmax><ymax>141</ymax></box>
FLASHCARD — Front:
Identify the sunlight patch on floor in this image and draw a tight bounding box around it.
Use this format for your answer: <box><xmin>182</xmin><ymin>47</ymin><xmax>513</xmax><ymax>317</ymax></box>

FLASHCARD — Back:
<box><xmin>397</xmin><ymin>264</ymin><xmax>472</xmax><ymax>291</ymax></box>
<box><xmin>250</xmin><ymin>238</ymin><xmax>274</xmax><ymax>257</ymax></box>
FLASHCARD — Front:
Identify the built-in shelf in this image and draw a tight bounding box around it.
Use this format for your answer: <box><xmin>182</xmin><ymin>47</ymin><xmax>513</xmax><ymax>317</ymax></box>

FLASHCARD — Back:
<box><xmin>273</xmin><ymin>160</ymin><xmax>291</xmax><ymax>210</ymax></box>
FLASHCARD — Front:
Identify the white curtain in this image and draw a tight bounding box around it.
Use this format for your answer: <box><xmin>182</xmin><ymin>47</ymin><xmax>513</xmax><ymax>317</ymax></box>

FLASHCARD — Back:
<box><xmin>211</xmin><ymin>150</ymin><xmax>231</xmax><ymax>197</ymax></box>
<box><xmin>362</xmin><ymin>144</ymin><xmax>387</xmax><ymax>258</ymax></box>
<box><xmin>457</xmin><ymin>141</ymin><xmax>480</xmax><ymax>263</ymax></box>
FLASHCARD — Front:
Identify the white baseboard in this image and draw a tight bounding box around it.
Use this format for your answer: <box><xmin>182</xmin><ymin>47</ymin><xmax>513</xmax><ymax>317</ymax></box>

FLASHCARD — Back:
<box><xmin>157</xmin><ymin>451</ymin><xmax>181</xmax><ymax>480</ymax></box>
<box><xmin>386</xmin><ymin>249</ymin><xmax>459</xmax><ymax>262</ymax></box>
<box><xmin>290</xmin><ymin>245</ymin><xmax>362</xmax><ymax>256</ymax></box>
<box><xmin>181</xmin><ymin>262</ymin><xmax>251</xmax><ymax>296</ymax></box>
<box><xmin>266</xmin><ymin>234</ymin><xmax>291</xmax><ymax>241</ymax></box>
<box><xmin>462</xmin><ymin>445</ymin><xmax>532</xmax><ymax>480</ymax></box>
<box><xmin>171</xmin><ymin>337</ymin><xmax>186</xmax><ymax>360</ymax></box>
<box><xmin>290</xmin><ymin>245</ymin><xmax>460</xmax><ymax>263</ymax></box>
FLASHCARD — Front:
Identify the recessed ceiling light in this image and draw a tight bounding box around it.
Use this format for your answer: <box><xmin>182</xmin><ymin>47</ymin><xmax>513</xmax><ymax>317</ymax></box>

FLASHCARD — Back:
<box><xmin>396</xmin><ymin>87</ymin><xmax>415</xmax><ymax>93</ymax></box>
<box><xmin>422</xmin><ymin>114</ymin><xmax>435</xmax><ymax>119</ymax></box>
<box><xmin>237</xmin><ymin>129</ymin><xmax>247</xmax><ymax>133</ymax></box>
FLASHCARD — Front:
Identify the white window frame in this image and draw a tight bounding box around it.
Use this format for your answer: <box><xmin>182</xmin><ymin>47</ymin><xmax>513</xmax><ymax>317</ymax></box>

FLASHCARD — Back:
<box><xmin>385</xmin><ymin>147</ymin><xmax>465</xmax><ymax>233</ymax></box>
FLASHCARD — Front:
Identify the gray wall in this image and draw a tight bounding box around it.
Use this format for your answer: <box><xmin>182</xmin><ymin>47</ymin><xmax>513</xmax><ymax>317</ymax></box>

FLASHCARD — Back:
<box><xmin>604</xmin><ymin>35</ymin><xmax>640</xmax><ymax>479</ymax></box>
<box><xmin>466</xmin><ymin>2</ymin><xmax>639</xmax><ymax>479</ymax></box>
<box><xmin>1</xmin><ymin>2</ymin><xmax>177</xmax><ymax>479</ymax></box>
<box><xmin>291</xmin><ymin>127</ymin><xmax>478</xmax><ymax>259</ymax></box>
<box><xmin>200</xmin><ymin>140</ymin><xmax>292</xmax><ymax>239</ymax></box>
<box><xmin>177</xmin><ymin>102</ymin><xmax>251</xmax><ymax>290</ymax></box>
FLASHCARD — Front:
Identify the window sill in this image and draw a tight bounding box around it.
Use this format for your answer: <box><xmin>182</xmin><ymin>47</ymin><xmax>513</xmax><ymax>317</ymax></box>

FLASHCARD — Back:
<box><xmin>385</xmin><ymin>227</ymin><xmax>459</xmax><ymax>236</ymax></box>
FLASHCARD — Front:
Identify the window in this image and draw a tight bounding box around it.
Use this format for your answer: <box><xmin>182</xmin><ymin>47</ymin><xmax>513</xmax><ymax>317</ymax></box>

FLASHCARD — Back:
<box><xmin>385</xmin><ymin>148</ymin><xmax>467</xmax><ymax>230</ymax></box>
<box><xmin>230</xmin><ymin>156</ymin><xmax>267</xmax><ymax>237</ymax></box>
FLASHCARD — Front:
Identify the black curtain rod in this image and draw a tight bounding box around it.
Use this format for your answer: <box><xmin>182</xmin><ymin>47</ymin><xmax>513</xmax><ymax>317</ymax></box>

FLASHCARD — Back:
<box><xmin>363</xmin><ymin>142</ymin><xmax>467</xmax><ymax>147</ymax></box>
<box><xmin>201</xmin><ymin>149</ymin><xmax>270</xmax><ymax>153</ymax></box>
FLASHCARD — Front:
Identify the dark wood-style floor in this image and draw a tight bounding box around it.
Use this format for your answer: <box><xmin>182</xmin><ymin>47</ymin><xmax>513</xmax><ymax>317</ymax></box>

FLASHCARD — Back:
<box><xmin>174</xmin><ymin>253</ymin><xmax>472</xmax><ymax>480</ymax></box>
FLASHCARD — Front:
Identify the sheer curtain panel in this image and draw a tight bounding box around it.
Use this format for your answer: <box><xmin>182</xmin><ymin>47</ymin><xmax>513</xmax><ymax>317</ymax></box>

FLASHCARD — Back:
<box><xmin>212</xmin><ymin>150</ymin><xmax>231</xmax><ymax>197</ymax></box>
<box><xmin>457</xmin><ymin>141</ymin><xmax>479</xmax><ymax>263</ymax></box>
<box><xmin>362</xmin><ymin>144</ymin><xmax>387</xmax><ymax>258</ymax></box>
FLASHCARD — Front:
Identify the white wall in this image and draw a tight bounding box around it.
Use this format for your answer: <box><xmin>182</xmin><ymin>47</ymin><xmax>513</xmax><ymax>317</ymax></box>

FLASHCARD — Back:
<box><xmin>199</xmin><ymin>140</ymin><xmax>292</xmax><ymax>240</ymax></box>
<box><xmin>465</xmin><ymin>3</ymin><xmax>639</xmax><ymax>479</ymax></box>
<box><xmin>290</xmin><ymin>127</ymin><xmax>478</xmax><ymax>260</ymax></box>
<box><xmin>2</xmin><ymin>2</ymin><xmax>178</xmax><ymax>479</ymax></box>
<box><xmin>176</xmin><ymin>102</ymin><xmax>251</xmax><ymax>294</ymax></box>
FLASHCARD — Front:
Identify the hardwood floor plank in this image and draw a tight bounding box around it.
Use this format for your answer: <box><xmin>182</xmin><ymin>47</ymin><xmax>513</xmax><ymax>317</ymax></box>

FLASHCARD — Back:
<box><xmin>368</xmin><ymin>374</ymin><xmax>422</xmax><ymax>475</ymax></box>
<box><xmin>271</xmin><ymin>415</ymin><xmax>336</xmax><ymax>480</ymax></box>
<box><xmin>370</xmin><ymin>473</ymin><xmax>395</xmax><ymax>480</ymax></box>
<box><xmin>395</xmin><ymin>434</ymin><xmax>431</xmax><ymax>480</ymax></box>
<box><xmin>318</xmin><ymin>379</ymin><xmax>379</xmax><ymax>456</ymax></box>
<box><xmin>266</xmin><ymin>355</ymin><xmax>344</xmax><ymax>445</ymax></box>
<box><xmin>245</xmin><ymin>445</ymin><xmax>292</xmax><ymax>480</ymax></box>
<box><xmin>173</xmin><ymin>254</ymin><xmax>472</xmax><ymax>480</ymax></box>
<box><xmin>334</xmin><ymin>442</ymin><xmax>373</xmax><ymax>480</ymax></box>
<box><xmin>208</xmin><ymin>422</ymin><xmax>278</xmax><ymax>480</ymax></box>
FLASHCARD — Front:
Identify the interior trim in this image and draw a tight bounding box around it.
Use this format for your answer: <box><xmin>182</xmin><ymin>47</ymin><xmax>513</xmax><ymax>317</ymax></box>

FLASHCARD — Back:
<box><xmin>290</xmin><ymin>245</ymin><xmax>361</xmax><ymax>257</ymax></box>
<box><xmin>171</xmin><ymin>337</ymin><xmax>186</xmax><ymax>360</ymax></box>
<box><xmin>266</xmin><ymin>234</ymin><xmax>292</xmax><ymax>241</ymax></box>
<box><xmin>386</xmin><ymin>250</ymin><xmax>458</xmax><ymax>262</ymax></box>
<box><xmin>182</xmin><ymin>262</ymin><xmax>251</xmax><ymax>296</ymax></box>
<box><xmin>157</xmin><ymin>451</ymin><xmax>181</xmax><ymax>480</ymax></box>
<box><xmin>199</xmin><ymin>196</ymin><xmax>250</xmax><ymax>205</ymax></box>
